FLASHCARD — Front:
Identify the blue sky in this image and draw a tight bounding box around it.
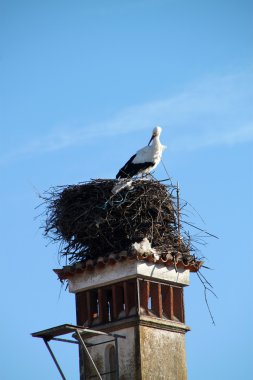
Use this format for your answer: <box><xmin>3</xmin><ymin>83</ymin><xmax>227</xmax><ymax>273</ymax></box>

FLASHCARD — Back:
<box><xmin>0</xmin><ymin>1</ymin><xmax>252</xmax><ymax>379</ymax></box>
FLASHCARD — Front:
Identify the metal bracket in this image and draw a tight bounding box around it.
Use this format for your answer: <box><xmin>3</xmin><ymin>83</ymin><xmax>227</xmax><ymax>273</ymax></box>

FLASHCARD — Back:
<box><xmin>32</xmin><ymin>324</ymin><xmax>125</xmax><ymax>380</ymax></box>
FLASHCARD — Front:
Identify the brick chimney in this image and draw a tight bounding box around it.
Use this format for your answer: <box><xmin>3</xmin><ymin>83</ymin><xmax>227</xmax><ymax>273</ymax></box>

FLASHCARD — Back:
<box><xmin>55</xmin><ymin>254</ymin><xmax>200</xmax><ymax>380</ymax></box>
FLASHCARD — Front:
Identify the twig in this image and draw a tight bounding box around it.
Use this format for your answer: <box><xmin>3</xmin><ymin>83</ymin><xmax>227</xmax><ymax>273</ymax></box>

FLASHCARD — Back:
<box><xmin>183</xmin><ymin>221</ymin><xmax>219</xmax><ymax>239</ymax></box>
<box><xmin>197</xmin><ymin>270</ymin><xmax>217</xmax><ymax>325</ymax></box>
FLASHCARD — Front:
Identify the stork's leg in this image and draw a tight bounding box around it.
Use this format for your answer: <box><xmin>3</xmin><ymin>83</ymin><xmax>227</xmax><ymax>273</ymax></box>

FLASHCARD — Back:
<box><xmin>139</xmin><ymin>172</ymin><xmax>146</xmax><ymax>180</ymax></box>
<box><xmin>147</xmin><ymin>172</ymin><xmax>157</xmax><ymax>181</ymax></box>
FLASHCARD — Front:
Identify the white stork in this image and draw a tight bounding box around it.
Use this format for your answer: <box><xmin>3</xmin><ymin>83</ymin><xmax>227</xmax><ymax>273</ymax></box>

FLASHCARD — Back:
<box><xmin>116</xmin><ymin>126</ymin><xmax>166</xmax><ymax>179</ymax></box>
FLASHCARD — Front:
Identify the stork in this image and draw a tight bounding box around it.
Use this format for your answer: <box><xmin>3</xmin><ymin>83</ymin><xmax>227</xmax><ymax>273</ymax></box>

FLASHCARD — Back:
<box><xmin>116</xmin><ymin>126</ymin><xmax>166</xmax><ymax>179</ymax></box>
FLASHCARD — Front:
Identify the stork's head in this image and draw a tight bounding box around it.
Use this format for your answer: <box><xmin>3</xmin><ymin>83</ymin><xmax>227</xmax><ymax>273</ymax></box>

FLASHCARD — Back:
<box><xmin>148</xmin><ymin>126</ymin><xmax>162</xmax><ymax>145</ymax></box>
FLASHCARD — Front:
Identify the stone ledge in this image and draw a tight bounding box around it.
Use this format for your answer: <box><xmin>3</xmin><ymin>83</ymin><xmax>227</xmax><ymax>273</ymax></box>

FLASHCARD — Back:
<box><xmin>67</xmin><ymin>260</ymin><xmax>190</xmax><ymax>293</ymax></box>
<box><xmin>77</xmin><ymin>315</ymin><xmax>190</xmax><ymax>337</ymax></box>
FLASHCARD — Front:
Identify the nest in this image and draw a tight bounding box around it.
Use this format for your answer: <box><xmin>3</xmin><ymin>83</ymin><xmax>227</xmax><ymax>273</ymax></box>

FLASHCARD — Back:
<box><xmin>42</xmin><ymin>179</ymin><xmax>191</xmax><ymax>264</ymax></box>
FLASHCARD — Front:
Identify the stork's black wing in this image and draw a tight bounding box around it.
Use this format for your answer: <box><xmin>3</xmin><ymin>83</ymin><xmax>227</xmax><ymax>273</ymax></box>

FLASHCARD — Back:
<box><xmin>116</xmin><ymin>154</ymin><xmax>154</xmax><ymax>179</ymax></box>
<box><xmin>116</xmin><ymin>154</ymin><xmax>136</xmax><ymax>179</ymax></box>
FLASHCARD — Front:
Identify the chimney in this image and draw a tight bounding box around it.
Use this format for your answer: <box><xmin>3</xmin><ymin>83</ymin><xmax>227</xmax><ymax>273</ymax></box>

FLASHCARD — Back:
<box><xmin>55</xmin><ymin>254</ymin><xmax>200</xmax><ymax>380</ymax></box>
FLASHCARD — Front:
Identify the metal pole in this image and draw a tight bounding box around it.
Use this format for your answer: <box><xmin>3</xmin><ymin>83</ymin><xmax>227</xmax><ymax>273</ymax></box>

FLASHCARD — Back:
<box><xmin>137</xmin><ymin>278</ymin><xmax>141</xmax><ymax>316</ymax></box>
<box><xmin>43</xmin><ymin>339</ymin><xmax>67</xmax><ymax>380</ymax></box>
<box><xmin>115</xmin><ymin>337</ymin><xmax>120</xmax><ymax>380</ymax></box>
<box><xmin>78</xmin><ymin>328</ymin><xmax>125</xmax><ymax>339</ymax></box>
<box><xmin>76</xmin><ymin>330</ymin><xmax>103</xmax><ymax>380</ymax></box>
<box><xmin>52</xmin><ymin>337</ymin><xmax>79</xmax><ymax>344</ymax></box>
<box><xmin>85</xmin><ymin>338</ymin><xmax>116</xmax><ymax>347</ymax></box>
<box><xmin>176</xmin><ymin>181</ymin><xmax>181</xmax><ymax>252</ymax></box>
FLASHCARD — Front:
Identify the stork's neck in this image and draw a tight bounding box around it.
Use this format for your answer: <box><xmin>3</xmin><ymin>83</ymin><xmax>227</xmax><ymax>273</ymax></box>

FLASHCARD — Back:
<box><xmin>151</xmin><ymin>134</ymin><xmax>166</xmax><ymax>158</ymax></box>
<box><xmin>152</xmin><ymin>135</ymin><xmax>161</xmax><ymax>147</ymax></box>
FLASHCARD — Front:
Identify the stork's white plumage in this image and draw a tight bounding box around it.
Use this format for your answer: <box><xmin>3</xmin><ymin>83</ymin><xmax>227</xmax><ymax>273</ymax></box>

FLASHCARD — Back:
<box><xmin>116</xmin><ymin>126</ymin><xmax>166</xmax><ymax>179</ymax></box>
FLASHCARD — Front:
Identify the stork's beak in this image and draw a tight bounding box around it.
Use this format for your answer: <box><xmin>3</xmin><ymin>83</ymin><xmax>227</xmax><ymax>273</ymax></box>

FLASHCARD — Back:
<box><xmin>148</xmin><ymin>134</ymin><xmax>154</xmax><ymax>146</ymax></box>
